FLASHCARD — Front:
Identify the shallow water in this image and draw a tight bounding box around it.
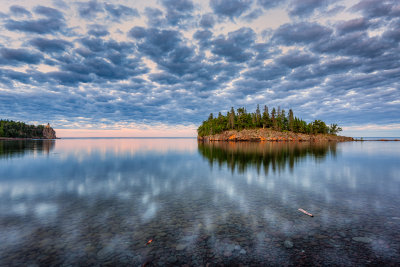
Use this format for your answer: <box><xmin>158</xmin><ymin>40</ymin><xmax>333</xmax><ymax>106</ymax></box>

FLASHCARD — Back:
<box><xmin>0</xmin><ymin>139</ymin><xmax>399</xmax><ymax>266</ymax></box>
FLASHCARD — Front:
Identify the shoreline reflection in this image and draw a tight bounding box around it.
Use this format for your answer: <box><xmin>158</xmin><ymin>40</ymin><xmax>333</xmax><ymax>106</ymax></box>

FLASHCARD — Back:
<box><xmin>0</xmin><ymin>140</ymin><xmax>55</xmax><ymax>158</ymax></box>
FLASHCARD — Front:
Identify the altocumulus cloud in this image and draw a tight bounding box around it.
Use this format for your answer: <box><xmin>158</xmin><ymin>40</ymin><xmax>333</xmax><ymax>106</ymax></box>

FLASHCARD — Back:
<box><xmin>0</xmin><ymin>0</ymin><xmax>399</xmax><ymax>136</ymax></box>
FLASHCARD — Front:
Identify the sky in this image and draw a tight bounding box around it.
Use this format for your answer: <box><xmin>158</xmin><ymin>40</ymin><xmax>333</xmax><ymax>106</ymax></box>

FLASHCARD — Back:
<box><xmin>0</xmin><ymin>0</ymin><xmax>399</xmax><ymax>137</ymax></box>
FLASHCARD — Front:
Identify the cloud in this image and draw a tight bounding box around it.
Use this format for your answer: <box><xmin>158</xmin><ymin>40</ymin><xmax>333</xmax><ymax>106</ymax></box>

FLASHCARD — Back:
<box><xmin>54</xmin><ymin>37</ymin><xmax>146</xmax><ymax>82</ymax></box>
<box><xmin>273</xmin><ymin>22</ymin><xmax>333</xmax><ymax>45</ymax></box>
<box><xmin>47</xmin><ymin>71</ymin><xmax>93</xmax><ymax>85</ymax></box>
<box><xmin>199</xmin><ymin>13</ymin><xmax>215</xmax><ymax>28</ymax></box>
<box><xmin>288</xmin><ymin>0</ymin><xmax>332</xmax><ymax>17</ymax></box>
<box><xmin>209</xmin><ymin>0</ymin><xmax>253</xmax><ymax>19</ymax></box>
<box><xmin>336</xmin><ymin>18</ymin><xmax>370</xmax><ymax>34</ymax></box>
<box><xmin>244</xmin><ymin>63</ymin><xmax>289</xmax><ymax>81</ymax></box>
<box><xmin>149</xmin><ymin>72</ymin><xmax>180</xmax><ymax>85</ymax></box>
<box><xmin>144</xmin><ymin>7</ymin><xmax>164</xmax><ymax>27</ymax></box>
<box><xmin>9</xmin><ymin>5</ymin><xmax>31</xmax><ymax>17</ymax></box>
<box><xmin>193</xmin><ymin>29</ymin><xmax>213</xmax><ymax>47</ymax></box>
<box><xmin>0</xmin><ymin>68</ymin><xmax>31</xmax><ymax>85</ymax></box>
<box><xmin>313</xmin><ymin>32</ymin><xmax>391</xmax><ymax>58</ymax></box>
<box><xmin>34</xmin><ymin>5</ymin><xmax>64</xmax><ymax>19</ymax></box>
<box><xmin>29</xmin><ymin>38</ymin><xmax>72</xmax><ymax>53</ymax></box>
<box><xmin>4</xmin><ymin>16</ymin><xmax>66</xmax><ymax>34</ymax></box>
<box><xmin>76</xmin><ymin>0</ymin><xmax>103</xmax><ymax>19</ymax></box>
<box><xmin>0</xmin><ymin>48</ymin><xmax>43</xmax><ymax>65</ymax></box>
<box><xmin>87</xmin><ymin>24</ymin><xmax>109</xmax><ymax>37</ymax></box>
<box><xmin>257</xmin><ymin>0</ymin><xmax>286</xmax><ymax>9</ymax></box>
<box><xmin>351</xmin><ymin>0</ymin><xmax>400</xmax><ymax>19</ymax></box>
<box><xmin>276</xmin><ymin>51</ymin><xmax>319</xmax><ymax>68</ymax></box>
<box><xmin>160</xmin><ymin>0</ymin><xmax>194</xmax><ymax>26</ymax></box>
<box><xmin>104</xmin><ymin>3</ymin><xmax>139</xmax><ymax>21</ymax></box>
<box><xmin>211</xmin><ymin>27</ymin><xmax>256</xmax><ymax>62</ymax></box>
<box><xmin>242</xmin><ymin>9</ymin><xmax>264</xmax><ymax>22</ymax></box>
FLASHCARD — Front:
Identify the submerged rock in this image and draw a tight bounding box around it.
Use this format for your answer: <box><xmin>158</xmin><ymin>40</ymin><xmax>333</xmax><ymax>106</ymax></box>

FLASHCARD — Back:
<box><xmin>352</xmin><ymin>237</ymin><xmax>372</xmax><ymax>243</ymax></box>
<box><xmin>175</xmin><ymin>244</ymin><xmax>187</xmax><ymax>251</ymax></box>
<box><xmin>283</xmin><ymin>240</ymin><xmax>294</xmax><ymax>248</ymax></box>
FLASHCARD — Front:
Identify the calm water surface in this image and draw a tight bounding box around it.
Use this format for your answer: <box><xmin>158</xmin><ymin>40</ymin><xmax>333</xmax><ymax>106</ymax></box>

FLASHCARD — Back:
<box><xmin>0</xmin><ymin>139</ymin><xmax>399</xmax><ymax>266</ymax></box>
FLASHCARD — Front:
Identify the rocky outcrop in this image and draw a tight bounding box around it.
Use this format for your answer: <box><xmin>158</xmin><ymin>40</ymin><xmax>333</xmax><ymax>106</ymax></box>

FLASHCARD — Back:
<box><xmin>198</xmin><ymin>128</ymin><xmax>353</xmax><ymax>142</ymax></box>
<box><xmin>42</xmin><ymin>123</ymin><xmax>57</xmax><ymax>139</ymax></box>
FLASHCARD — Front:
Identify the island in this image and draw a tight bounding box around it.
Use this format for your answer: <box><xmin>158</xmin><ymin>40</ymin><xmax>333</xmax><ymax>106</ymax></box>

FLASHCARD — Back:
<box><xmin>0</xmin><ymin>119</ymin><xmax>57</xmax><ymax>139</ymax></box>
<box><xmin>197</xmin><ymin>105</ymin><xmax>353</xmax><ymax>142</ymax></box>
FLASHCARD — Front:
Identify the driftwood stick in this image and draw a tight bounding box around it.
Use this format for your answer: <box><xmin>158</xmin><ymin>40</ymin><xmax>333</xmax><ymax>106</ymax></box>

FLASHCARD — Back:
<box><xmin>298</xmin><ymin>208</ymin><xmax>313</xmax><ymax>217</ymax></box>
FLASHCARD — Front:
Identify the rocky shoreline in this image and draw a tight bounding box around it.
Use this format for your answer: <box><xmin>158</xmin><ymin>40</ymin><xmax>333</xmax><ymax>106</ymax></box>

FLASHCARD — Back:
<box><xmin>198</xmin><ymin>128</ymin><xmax>354</xmax><ymax>142</ymax></box>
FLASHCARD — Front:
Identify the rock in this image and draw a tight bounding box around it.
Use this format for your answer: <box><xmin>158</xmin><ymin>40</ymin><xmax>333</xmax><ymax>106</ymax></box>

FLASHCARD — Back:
<box><xmin>352</xmin><ymin>237</ymin><xmax>372</xmax><ymax>243</ymax></box>
<box><xmin>43</xmin><ymin>123</ymin><xmax>57</xmax><ymax>139</ymax></box>
<box><xmin>315</xmin><ymin>234</ymin><xmax>328</xmax><ymax>239</ymax></box>
<box><xmin>234</xmin><ymin>245</ymin><xmax>241</xmax><ymax>250</ymax></box>
<box><xmin>175</xmin><ymin>244</ymin><xmax>187</xmax><ymax>251</ymax></box>
<box><xmin>283</xmin><ymin>240</ymin><xmax>294</xmax><ymax>248</ymax></box>
<box><xmin>167</xmin><ymin>256</ymin><xmax>177</xmax><ymax>263</ymax></box>
<box><xmin>225</xmin><ymin>244</ymin><xmax>235</xmax><ymax>253</ymax></box>
<box><xmin>223</xmin><ymin>251</ymin><xmax>232</xmax><ymax>257</ymax></box>
<box><xmin>97</xmin><ymin>248</ymin><xmax>113</xmax><ymax>261</ymax></box>
<box><xmin>239</xmin><ymin>249</ymin><xmax>246</xmax><ymax>255</ymax></box>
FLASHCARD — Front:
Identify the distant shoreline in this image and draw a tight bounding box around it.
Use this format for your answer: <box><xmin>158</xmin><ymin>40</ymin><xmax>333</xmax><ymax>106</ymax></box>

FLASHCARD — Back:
<box><xmin>353</xmin><ymin>139</ymin><xmax>400</xmax><ymax>141</ymax></box>
<box><xmin>0</xmin><ymin>137</ymin><xmax>59</xmax><ymax>140</ymax></box>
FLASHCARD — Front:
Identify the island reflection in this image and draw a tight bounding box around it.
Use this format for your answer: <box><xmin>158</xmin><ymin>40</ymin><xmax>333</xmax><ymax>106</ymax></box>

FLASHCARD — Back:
<box><xmin>198</xmin><ymin>141</ymin><xmax>337</xmax><ymax>174</ymax></box>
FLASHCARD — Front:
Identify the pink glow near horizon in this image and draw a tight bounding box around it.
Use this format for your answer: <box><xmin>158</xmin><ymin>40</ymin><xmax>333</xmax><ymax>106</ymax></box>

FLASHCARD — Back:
<box><xmin>54</xmin><ymin>138</ymin><xmax>198</xmax><ymax>154</ymax></box>
<box><xmin>56</xmin><ymin>128</ymin><xmax>198</xmax><ymax>138</ymax></box>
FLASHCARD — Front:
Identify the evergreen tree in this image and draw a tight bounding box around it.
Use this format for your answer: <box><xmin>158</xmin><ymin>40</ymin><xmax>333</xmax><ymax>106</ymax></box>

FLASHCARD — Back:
<box><xmin>256</xmin><ymin>104</ymin><xmax>261</xmax><ymax>127</ymax></box>
<box><xmin>271</xmin><ymin>108</ymin><xmax>277</xmax><ymax>130</ymax></box>
<box><xmin>288</xmin><ymin>109</ymin><xmax>294</xmax><ymax>131</ymax></box>
<box><xmin>262</xmin><ymin>105</ymin><xmax>270</xmax><ymax>128</ymax></box>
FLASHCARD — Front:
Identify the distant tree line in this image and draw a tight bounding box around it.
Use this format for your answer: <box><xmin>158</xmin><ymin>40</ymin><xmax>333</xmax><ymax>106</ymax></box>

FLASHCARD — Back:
<box><xmin>0</xmin><ymin>119</ymin><xmax>46</xmax><ymax>138</ymax></box>
<box><xmin>197</xmin><ymin>105</ymin><xmax>342</xmax><ymax>137</ymax></box>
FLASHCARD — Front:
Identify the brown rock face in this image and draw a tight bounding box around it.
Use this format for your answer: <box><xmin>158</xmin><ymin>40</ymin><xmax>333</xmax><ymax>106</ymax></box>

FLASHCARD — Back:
<box><xmin>43</xmin><ymin>123</ymin><xmax>57</xmax><ymax>139</ymax></box>
<box><xmin>198</xmin><ymin>128</ymin><xmax>354</xmax><ymax>142</ymax></box>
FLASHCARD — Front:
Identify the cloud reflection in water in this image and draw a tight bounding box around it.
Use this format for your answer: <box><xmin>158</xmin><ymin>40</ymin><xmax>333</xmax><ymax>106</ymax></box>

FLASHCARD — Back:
<box><xmin>0</xmin><ymin>139</ymin><xmax>399</xmax><ymax>265</ymax></box>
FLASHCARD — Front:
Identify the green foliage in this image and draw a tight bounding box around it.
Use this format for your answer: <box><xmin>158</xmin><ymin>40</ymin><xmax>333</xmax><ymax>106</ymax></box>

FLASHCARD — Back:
<box><xmin>197</xmin><ymin>106</ymin><xmax>342</xmax><ymax>137</ymax></box>
<box><xmin>0</xmin><ymin>119</ymin><xmax>47</xmax><ymax>138</ymax></box>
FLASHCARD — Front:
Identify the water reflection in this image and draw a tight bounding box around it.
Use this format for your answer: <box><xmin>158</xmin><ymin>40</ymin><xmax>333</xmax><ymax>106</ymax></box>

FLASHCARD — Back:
<box><xmin>0</xmin><ymin>140</ymin><xmax>55</xmax><ymax>158</ymax></box>
<box><xmin>199</xmin><ymin>141</ymin><xmax>337</xmax><ymax>174</ymax></box>
<box><xmin>0</xmin><ymin>139</ymin><xmax>399</xmax><ymax>266</ymax></box>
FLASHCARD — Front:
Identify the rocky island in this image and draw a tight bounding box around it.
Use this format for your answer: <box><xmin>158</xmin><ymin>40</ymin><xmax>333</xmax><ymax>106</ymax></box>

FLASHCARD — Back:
<box><xmin>0</xmin><ymin>120</ymin><xmax>57</xmax><ymax>139</ymax></box>
<box><xmin>198</xmin><ymin>106</ymin><xmax>353</xmax><ymax>142</ymax></box>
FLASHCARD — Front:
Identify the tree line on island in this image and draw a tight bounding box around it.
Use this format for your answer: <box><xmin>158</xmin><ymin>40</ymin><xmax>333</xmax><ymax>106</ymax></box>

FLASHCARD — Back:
<box><xmin>0</xmin><ymin>119</ymin><xmax>56</xmax><ymax>139</ymax></box>
<box><xmin>197</xmin><ymin>105</ymin><xmax>342</xmax><ymax>137</ymax></box>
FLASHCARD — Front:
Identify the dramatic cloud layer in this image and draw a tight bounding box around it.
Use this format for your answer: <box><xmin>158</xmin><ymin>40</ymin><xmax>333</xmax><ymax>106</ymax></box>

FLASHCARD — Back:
<box><xmin>0</xmin><ymin>0</ymin><xmax>399</xmax><ymax>136</ymax></box>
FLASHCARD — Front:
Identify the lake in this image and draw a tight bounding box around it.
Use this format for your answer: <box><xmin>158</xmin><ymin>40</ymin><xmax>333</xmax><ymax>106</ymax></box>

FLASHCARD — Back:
<box><xmin>0</xmin><ymin>138</ymin><xmax>399</xmax><ymax>266</ymax></box>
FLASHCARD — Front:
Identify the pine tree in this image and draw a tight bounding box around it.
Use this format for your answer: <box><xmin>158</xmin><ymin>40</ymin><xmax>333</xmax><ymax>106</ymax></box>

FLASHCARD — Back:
<box><xmin>262</xmin><ymin>105</ymin><xmax>269</xmax><ymax>128</ymax></box>
<box><xmin>228</xmin><ymin>107</ymin><xmax>235</xmax><ymax>129</ymax></box>
<box><xmin>256</xmin><ymin>104</ymin><xmax>261</xmax><ymax>127</ymax></box>
<box><xmin>288</xmin><ymin>109</ymin><xmax>294</xmax><ymax>131</ymax></box>
<box><xmin>271</xmin><ymin>107</ymin><xmax>277</xmax><ymax>130</ymax></box>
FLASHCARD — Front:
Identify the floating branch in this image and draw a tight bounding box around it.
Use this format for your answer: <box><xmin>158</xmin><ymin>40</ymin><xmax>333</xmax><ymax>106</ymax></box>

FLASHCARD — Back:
<box><xmin>298</xmin><ymin>208</ymin><xmax>313</xmax><ymax>217</ymax></box>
